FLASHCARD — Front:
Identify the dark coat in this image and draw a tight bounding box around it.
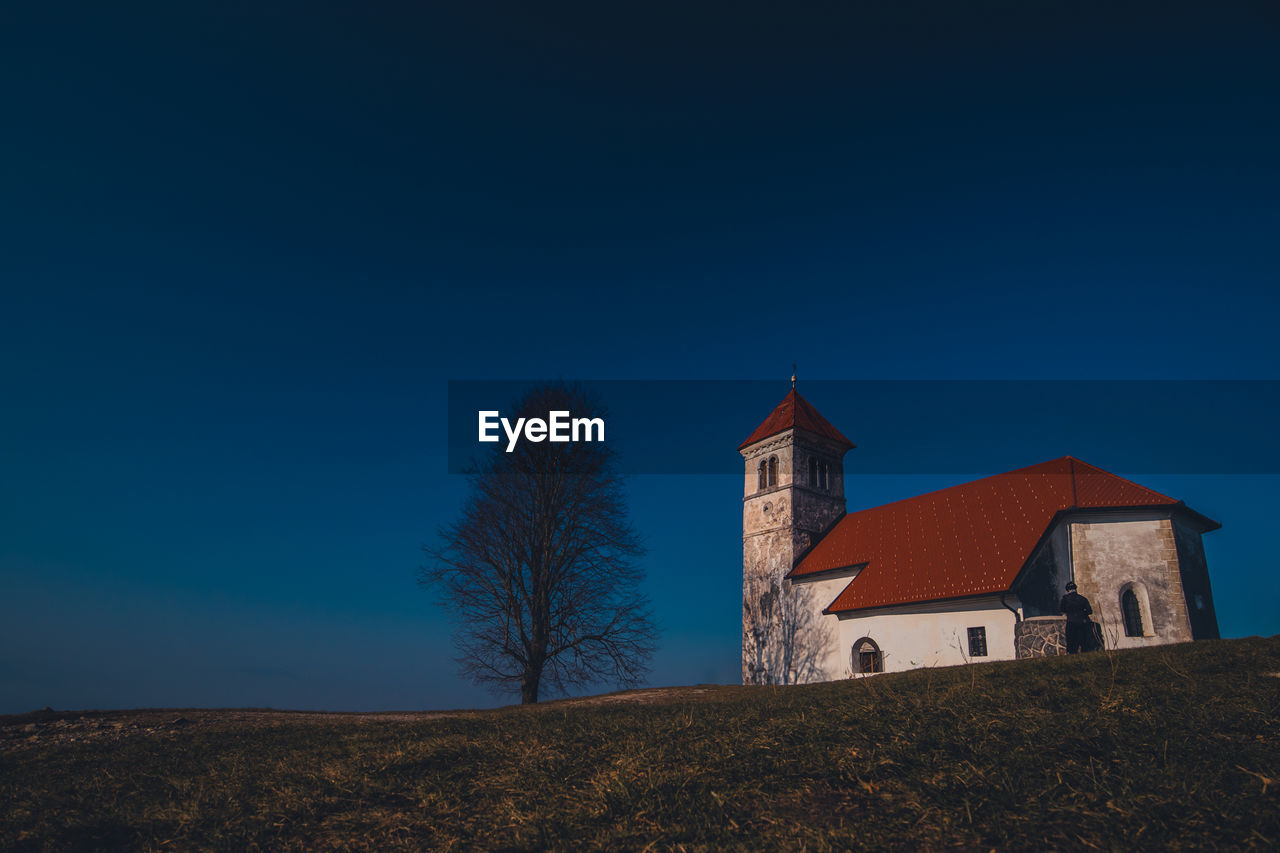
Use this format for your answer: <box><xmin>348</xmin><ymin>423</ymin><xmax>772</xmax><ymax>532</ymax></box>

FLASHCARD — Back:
<box><xmin>1060</xmin><ymin>591</ymin><xmax>1093</xmax><ymax>624</ymax></box>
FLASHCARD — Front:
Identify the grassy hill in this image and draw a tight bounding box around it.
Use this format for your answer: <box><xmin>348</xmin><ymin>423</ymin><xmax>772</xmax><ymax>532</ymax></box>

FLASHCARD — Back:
<box><xmin>3</xmin><ymin>637</ymin><xmax>1279</xmax><ymax>850</ymax></box>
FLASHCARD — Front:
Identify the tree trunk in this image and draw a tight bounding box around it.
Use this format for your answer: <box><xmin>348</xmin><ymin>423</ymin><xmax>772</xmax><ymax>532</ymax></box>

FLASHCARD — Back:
<box><xmin>520</xmin><ymin>670</ymin><xmax>540</xmax><ymax>704</ymax></box>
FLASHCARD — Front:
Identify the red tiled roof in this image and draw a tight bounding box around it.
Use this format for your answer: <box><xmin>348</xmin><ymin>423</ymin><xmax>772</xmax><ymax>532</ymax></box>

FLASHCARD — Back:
<box><xmin>790</xmin><ymin>457</ymin><xmax>1201</xmax><ymax>613</ymax></box>
<box><xmin>738</xmin><ymin>389</ymin><xmax>856</xmax><ymax>451</ymax></box>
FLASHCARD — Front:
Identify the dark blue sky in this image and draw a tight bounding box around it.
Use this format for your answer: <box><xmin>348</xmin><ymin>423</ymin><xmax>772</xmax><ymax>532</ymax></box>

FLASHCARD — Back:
<box><xmin>2</xmin><ymin>2</ymin><xmax>1278</xmax><ymax>712</ymax></box>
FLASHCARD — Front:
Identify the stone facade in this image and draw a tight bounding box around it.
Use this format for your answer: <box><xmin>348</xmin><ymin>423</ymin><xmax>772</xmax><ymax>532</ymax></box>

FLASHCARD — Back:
<box><xmin>1071</xmin><ymin>517</ymin><xmax>1193</xmax><ymax>650</ymax></box>
<box><xmin>741</xmin><ymin>428</ymin><xmax>847</xmax><ymax>684</ymax></box>
<box><xmin>1015</xmin><ymin>512</ymin><xmax>1220</xmax><ymax>654</ymax></box>
<box><xmin>1015</xmin><ymin>616</ymin><xmax>1066</xmax><ymax>658</ymax></box>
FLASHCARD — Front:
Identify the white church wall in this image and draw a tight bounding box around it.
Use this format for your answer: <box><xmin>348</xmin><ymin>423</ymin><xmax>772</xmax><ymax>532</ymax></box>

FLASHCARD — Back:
<box><xmin>835</xmin><ymin>596</ymin><xmax>1021</xmax><ymax>675</ymax></box>
<box><xmin>787</xmin><ymin>575</ymin><xmax>858</xmax><ymax>683</ymax></box>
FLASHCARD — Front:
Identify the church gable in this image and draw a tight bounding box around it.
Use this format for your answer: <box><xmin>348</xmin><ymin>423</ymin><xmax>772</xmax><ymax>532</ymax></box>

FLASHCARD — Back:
<box><xmin>789</xmin><ymin>457</ymin><xmax>1213</xmax><ymax>614</ymax></box>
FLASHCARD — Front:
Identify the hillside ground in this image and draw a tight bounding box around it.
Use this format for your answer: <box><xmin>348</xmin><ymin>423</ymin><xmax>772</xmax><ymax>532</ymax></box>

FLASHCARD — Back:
<box><xmin>2</xmin><ymin>637</ymin><xmax>1278</xmax><ymax>850</ymax></box>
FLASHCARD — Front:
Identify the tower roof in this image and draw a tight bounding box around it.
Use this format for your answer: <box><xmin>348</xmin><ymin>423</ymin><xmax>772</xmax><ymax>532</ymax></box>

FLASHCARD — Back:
<box><xmin>738</xmin><ymin>389</ymin><xmax>856</xmax><ymax>451</ymax></box>
<box><xmin>789</xmin><ymin>456</ymin><xmax>1220</xmax><ymax>613</ymax></box>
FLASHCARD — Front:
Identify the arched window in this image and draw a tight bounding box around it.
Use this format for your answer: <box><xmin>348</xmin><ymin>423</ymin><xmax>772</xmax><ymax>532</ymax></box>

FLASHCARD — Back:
<box><xmin>853</xmin><ymin>638</ymin><xmax>882</xmax><ymax>674</ymax></box>
<box><xmin>808</xmin><ymin>456</ymin><xmax>817</xmax><ymax>488</ymax></box>
<box><xmin>1122</xmin><ymin>588</ymin><xmax>1144</xmax><ymax>637</ymax></box>
<box><xmin>822</xmin><ymin>461</ymin><xmax>830</xmax><ymax>491</ymax></box>
<box><xmin>767</xmin><ymin>456</ymin><xmax>778</xmax><ymax>487</ymax></box>
<box><xmin>757</xmin><ymin>460</ymin><xmax>767</xmax><ymax>491</ymax></box>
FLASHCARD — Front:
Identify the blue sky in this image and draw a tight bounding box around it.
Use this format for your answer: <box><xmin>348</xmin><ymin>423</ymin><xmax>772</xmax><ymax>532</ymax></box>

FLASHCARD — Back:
<box><xmin>2</xmin><ymin>2</ymin><xmax>1278</xmax><ymax>712</ymax></box>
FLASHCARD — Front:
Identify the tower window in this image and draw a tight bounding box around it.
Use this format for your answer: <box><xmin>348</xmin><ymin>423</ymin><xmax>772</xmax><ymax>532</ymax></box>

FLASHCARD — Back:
<box><xmin>757</xmin><ymin>460</ymin><xmax>766</xmax><ymax>491</ymax></box>
<box><xmin>767</xmin><ymin>456</ymin><xmax>778</xmax><ymax>487</ymax></box>
<box><xmin>853</xmin><ymin>638</ymin><xmax>882</xmax><ymax>674</ymax></box>
<box><xmin>967</xmin><ymin>627</ymin><xmax>988</xmax><ymax>657</ymax></box>
<box><xmin>808</xmin><ymin>457</ymin><xmax>832</xmax><ymax>492</ymax></box>
<box><xmin>1122</xmin><ymin>588</ymin><xmax>1144</xmax><ymax>637</ymax></box>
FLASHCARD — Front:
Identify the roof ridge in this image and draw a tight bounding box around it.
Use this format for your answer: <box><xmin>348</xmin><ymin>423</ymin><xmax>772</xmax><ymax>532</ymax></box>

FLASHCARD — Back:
<box><xmin>1066</xmin><ymin>456</ymin><xmax>1173</xmax><ymax>499</ymax></box>
<box><xmin>841</xmin><ymin>457</ymin><xmax>1077</xmax><ymax>517</ymax></box>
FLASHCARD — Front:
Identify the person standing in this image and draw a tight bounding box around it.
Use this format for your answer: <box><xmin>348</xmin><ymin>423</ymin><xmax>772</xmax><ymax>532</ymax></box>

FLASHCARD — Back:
<box><xmin>1060</xmin><ymin>581</ymin><xmax>1095</xmax><ymax>654</ymax></box>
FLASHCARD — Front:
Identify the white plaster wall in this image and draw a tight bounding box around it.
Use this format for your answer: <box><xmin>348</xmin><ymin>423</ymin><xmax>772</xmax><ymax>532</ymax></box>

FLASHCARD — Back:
<box><xmin>834</xmin><ymin>597</ymin><xmax>1022</xmax><ymax>676</ymax></box>
<box><xmin>789</xmin><ymin>575</ymin><xmax>857</xmax><ymax>682</ymax></box>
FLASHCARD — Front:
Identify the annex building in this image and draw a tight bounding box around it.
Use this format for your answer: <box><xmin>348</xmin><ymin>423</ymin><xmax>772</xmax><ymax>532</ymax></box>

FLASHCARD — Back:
<box><xmin>740</xmin><ymin>386</ymin><xmax>1221</xmax><ymax>684</ymax></box>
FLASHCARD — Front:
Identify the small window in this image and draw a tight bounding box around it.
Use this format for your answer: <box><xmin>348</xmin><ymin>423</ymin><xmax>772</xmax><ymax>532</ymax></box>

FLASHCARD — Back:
<box><xmin>757</xmin><ymin>460</ymin><xmax>766</xmax><ymax>491</ymax></box>
<box><xmin>967</xmin><ymin>627</ymin><xmax>988</xmax><ymax>657</ymax></box>
<box><xmin>853</xmin><ymin>638</ymin><xmax>882</xmax><ymax>674</ymax></box>
<box><xmin>767</xmin><ymin>456</ymin><xmax>778</xmax><ymax>487</ymax></box>
<box><xmin>822</xmin><ymin>461</ymin><xmax>830</xmax><ymax>490</ymax></box>
<box><xmin>1122</xmin><ymin>588</ymin><xmax>1143</xmax><ymax>637</ymax></box>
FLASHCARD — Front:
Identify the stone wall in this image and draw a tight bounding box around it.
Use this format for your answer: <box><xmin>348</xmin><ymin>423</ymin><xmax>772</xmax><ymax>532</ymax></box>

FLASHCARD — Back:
<box><xmin>1071</xmin><ymin>518</ymin><xmax>1192</xmax><ymax>649</ymax></box>
<box><xmin>741</xmin><ymin>428</ymin><xmax>848</xmax><ymax>685</ymax></box>
<box><xmin>1015</xmin><ymin>617</ymin><xmax>1066</xmax><ymax>658</ymax></box>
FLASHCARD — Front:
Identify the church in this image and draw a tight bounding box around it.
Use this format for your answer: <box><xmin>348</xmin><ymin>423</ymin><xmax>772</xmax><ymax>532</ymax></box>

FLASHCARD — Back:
<box><xmin>740</xmin><ymin>385</ymin><xmax>1222</xmax><ymax>684</ymax></box>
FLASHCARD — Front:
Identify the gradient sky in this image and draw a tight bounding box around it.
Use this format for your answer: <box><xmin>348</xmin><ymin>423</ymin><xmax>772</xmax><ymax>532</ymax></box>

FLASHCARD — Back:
<box><xmin>2</xmin><ymin>2</ymin><xmax>1279</xmax><ymax>713</ymax></box>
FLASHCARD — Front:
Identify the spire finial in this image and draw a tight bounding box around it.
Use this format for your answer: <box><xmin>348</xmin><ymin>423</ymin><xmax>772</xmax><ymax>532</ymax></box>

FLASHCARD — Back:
<box><xmin>791</xmin><ymin>363</ymin><xmax>797</xmax><ymax>389</ymax></box>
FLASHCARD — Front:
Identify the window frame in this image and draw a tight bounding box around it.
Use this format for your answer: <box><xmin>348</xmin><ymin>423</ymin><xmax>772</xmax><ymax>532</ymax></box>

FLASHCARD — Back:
<box><xmin>852</xmin><ymin>637</ymin><xmax>883</xmax><ymax>674</ymax></box>
<box><xmin>967</xmin><ymin>626</ymin><xmax>988</xmax><ymax>657</ymax></box>
<box><xmin>1122</xmin><ymin>588</ymin><xmax>1144</xmax><ymax>637</ymax></box>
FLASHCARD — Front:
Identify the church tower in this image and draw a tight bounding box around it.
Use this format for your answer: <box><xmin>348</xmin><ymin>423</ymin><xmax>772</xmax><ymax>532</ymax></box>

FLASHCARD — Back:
<box><xmin>740</xmin><ymin>383</ymin><xmax>854</xmax><ymax>684</ymax></box>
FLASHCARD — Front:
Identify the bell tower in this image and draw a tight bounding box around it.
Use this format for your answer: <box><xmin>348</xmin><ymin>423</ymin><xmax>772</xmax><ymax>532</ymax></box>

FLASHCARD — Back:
<box><xmin>740</xmin><ymin>381</ymin><xmax>853</xmax><ymax>684</ymax></box>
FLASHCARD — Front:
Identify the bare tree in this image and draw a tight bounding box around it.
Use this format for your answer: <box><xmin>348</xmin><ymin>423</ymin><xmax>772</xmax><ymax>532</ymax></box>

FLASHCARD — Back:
<box><xmin>420</xmin><ymin>385</ymin><xmax>655</xmax><ymax>704</ymax></box>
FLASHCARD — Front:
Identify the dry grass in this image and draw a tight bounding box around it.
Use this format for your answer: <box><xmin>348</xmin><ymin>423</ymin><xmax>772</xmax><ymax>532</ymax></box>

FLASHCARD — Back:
<box><xmin>2</xmin><ymin>637</ymin><xmax>1279</xmax><ymax>850</ymax></box>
